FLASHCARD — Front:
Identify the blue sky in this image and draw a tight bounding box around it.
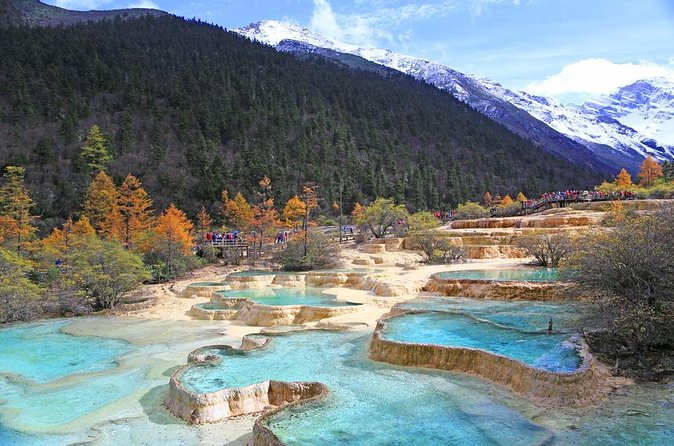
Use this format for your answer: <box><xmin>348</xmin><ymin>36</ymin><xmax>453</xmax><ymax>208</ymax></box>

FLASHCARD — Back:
<box><xmin>46</xmin><ymin>0</ymin><xmax>674</xmax><ymax>104</ymax></box>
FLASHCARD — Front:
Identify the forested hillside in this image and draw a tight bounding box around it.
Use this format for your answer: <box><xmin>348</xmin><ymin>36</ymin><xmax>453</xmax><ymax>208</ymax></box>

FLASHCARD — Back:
<box><xmin>0</xmin><ymin>14</ymin><xmax>601</xmax><ymax>228</ymax></box>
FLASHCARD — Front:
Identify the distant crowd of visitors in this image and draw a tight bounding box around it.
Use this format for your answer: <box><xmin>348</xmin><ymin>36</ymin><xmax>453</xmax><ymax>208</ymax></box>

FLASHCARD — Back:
<box><xmin>202</xmin><ymin>231</ymin><xmax>243</xmax><ymax>244</ymax></box>
<box><xmin>521</xmin><ymin>189</ymin><xmax>637</xmax><ymax>211</ymax></box>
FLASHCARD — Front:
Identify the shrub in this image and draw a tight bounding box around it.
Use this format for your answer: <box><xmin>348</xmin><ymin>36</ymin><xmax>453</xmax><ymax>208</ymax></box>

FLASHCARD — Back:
<box><xmin>406</xmin><ymin>230</ymin><xmax>465</xmax><ymax>263</ymax></box>
<box><xmin>273</xmin><ymin>232</ymin><xmax>339</xmax><ymax>271</ymax></box>
<box><xmin>516</xmin><ymin>232</ymin><xmax>574</xmax><ymax>267</ymax></box>
<box><xmin>454</xmin><ymin>201</ymin><xmax>489</xmax><ymax>220</ymax></box>
<box><xmin>567</xmin><ymin>209</ymin><xmax>674</xmax><ymax>378</ymax></box>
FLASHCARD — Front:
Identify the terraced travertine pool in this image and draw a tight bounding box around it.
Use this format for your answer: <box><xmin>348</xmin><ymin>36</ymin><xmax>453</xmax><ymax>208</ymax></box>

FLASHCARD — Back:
<box><xmin>434</xmin><ymin>267</ymin><xmax>560</xmax><ymax>282</ymax></box>
<box><xmin>1</xmin><ymin>301</ymin><xmax>672</xmax><ymax>445</ymax></box>
<box><xmin>381</xmin><ymin>312</ymin><xmax>582</xmax><ymax>372</ymax></box>
<box><xmin>215</xmin><ymin>287</ymin><xmax>357</xmax><ymax>307</ymax></box>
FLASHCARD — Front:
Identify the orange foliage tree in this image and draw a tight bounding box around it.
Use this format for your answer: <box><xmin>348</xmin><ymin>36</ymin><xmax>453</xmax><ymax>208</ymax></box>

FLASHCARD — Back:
<box><xmin>638</xmin><ymin>156</ymin><xmax>663</xmax><ymax>188</ymax></box>
<box><xmin>153</xmin><ymin>204</ymin><xmax>194</xmax><ymax>277</ymax></box>
<box><xmin>282</xmin><ymin>196</ymin><xmax>306</xmax><ymax>228</ymax></box>
<box><xmin>83</xmin><ymin>171</ymin><xmax>121</xmax><ymax>238</ymax></box>
<box><xmin>501</xmin><ymin>194</ymin><xmax>514</xmax><ymax>207</ymax></box>
<box><xmin>615</xmin><ymin>168</ymin><xmax>633</xmax><ymax>188</ymax></box>
<box><xmin>40</xmin><ymin>216</ymin><xmax>97</xmax><ymax>261</ymax></box>
<box><xmin>196</xmin><ymin>206</ymin><xmax>213</xmax><ymax>236</ymax></box>
<box><xmin>351</xmin><ymin>202</ymin><xmax>364</xmax><ymax>220</ymax></box>
<box><xmin>117</xmin><ymin>174</ymin><xmax>154</xmax><ymax>248</ymax></box>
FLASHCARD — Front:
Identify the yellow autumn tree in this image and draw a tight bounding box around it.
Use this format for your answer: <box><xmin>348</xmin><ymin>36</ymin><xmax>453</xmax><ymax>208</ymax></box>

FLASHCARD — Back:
<box><xmin>282</xmin><ymin>196</ymin><xmax>306</xmax><ymax>228</ymax></box>
<box><xmin>501</xmin><ymin>194</ymin><xmax>514</xmax><ymax>207</ymax></box>
<box><xmin>638</xmin><ymin>156</ymin><xmax>662</xmax><ymax>188</ymax></box>
<box><xmin>221</xmin><ymin>190</ymin><xmax>254</xmax><ymax>230</ymax></box>
<box><xmin>153</xmin><ymin>204</ymin><xmax>194</xmax><ymax>278</ymax></box>
<box><xmin>40</xmin><ymin>216</ymin><xmax>98</xmax><ymax>262</ymax></box>
<box><xmin>117</xmin><ymin>174</ymin><xmax>154</xmax><ymax>248</ymax></box>
<box><xmin>515</xmin><ymin>192</ymin><xmax>527</xmax><ymax>203</ymax></box>
<box><xmin>83</xmin><ymin>171</ymin><xmax>121</xmax><ymax>238</ymax></box>
<box><xmin>615</xmin><ymin>168</ymin><xmax>633</xmax><ymax>188</ymax></box>
<box><xmin>0</xmin><ymin>166</ymin><xmax>36</xmax><ymax>252</ymax></box>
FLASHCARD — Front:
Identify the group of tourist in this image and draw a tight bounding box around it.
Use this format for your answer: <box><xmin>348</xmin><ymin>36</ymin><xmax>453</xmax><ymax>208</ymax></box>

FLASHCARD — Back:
<box><xmin>274</xmin><ymin>232</ymin><xmax>290</xmax><ymax>244</ymax></box>
<box><xmin>202</xmin><ymin>231</ymin><xmax>243</xmax><ymax>244</ymax></box>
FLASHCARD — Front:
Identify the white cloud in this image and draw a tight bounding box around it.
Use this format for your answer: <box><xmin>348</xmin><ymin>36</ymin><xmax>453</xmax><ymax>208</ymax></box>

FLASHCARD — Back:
<box><xmin>310</xmin><ymin>0</ymin><xmax>344</xmax><ymax>40</ymax></box>
<box><xmin>52</xmin><ymin>0</ymin><xmax>114</xmax><ymax>9</ymax></box>
<box><xmin>127</xmin><ymin>0</ymin><xmax>160</xmax><ymax>9</ymax></box>
<box><xmin>526</xmin><ymin>58</ymin><xmax>674</xmax><ymax>98</ymax></box>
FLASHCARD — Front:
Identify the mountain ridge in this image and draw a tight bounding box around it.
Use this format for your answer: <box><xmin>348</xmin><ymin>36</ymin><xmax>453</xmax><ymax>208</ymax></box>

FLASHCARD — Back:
<box><xmin>0</xmin><ymin>0</ymin><xmax>164</xmax><ymax>28</ymax></box>
<box><xmin>235</xmin><ymin>20</ymin><xmax>674</xmax><ymax>173</ymax></box>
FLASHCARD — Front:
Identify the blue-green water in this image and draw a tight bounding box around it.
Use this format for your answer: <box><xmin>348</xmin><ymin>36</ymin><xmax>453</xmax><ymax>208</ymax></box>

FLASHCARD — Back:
<box><xmin>382</xmin><ymin>312</ymin><xmax>581</xmax><ymax>372</ymax></box>
<box><xmin>399</xmin><ymin>297</ymin><xmax>582</xmax><ymax>333</ymax></box>
<box><xmin>216</xmin><ymin>287</ymin><xmax>357</xmax><ymax>307</ymax></box>
<box><xmin>0</xmin><ymin>321</ymin><xmax>130</xmax><ymax>383</ymax></box>
<box><xmin>434</xmin><ymin>268</ymin><xmax>559</xmax><ymax>282</ymax></box>
<box><xmin>195</xmin><ymin>302</ymin><xmax>229</xmax><ymax>311</ymax></box>
<box><xmin>181</xmin><ymin>330</ymin><xmax>553</xmax><ymax>445</ymax></box>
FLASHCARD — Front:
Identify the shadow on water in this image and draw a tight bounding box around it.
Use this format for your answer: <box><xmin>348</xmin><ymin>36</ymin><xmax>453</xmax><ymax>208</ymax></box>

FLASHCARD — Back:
<box><xmin>138</xmin><ymin>384</ymin><xmax>185</xmax><ymax>426</ymax></box>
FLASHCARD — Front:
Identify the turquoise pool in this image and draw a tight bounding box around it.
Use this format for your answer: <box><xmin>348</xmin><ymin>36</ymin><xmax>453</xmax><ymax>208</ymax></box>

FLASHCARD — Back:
<box><xmin>180</xmin><ymin>330</ymin><xmax>554</xmax><ymax>445</ymax></box>
<box><xmin>399</xmin><ymin>297</ymin><xmax>583</xmax><ymax>333</ymax></box>
<box><xmin>382</xmin><ymin>312</ymin><xmax>582</xmax><ymax>372</ymax></box>
<box><xmin>434</xmin><ymin>268</ymin><xmax>559</xmax><ymax>282</ymax></box>
<box><xmin>0</xmin><ymin>321</ymin><xmax>130</xmax><ymax>383</ymax></box>
<box><xmin>216</xmin><ymin>287</ymin><xmax>357</xmax><ymax>307</ymax></box>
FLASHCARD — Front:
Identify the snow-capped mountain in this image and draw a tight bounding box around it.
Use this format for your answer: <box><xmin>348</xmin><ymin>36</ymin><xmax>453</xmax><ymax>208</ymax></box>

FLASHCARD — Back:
<box><xmin>235</xmin><ymin>20</ymin><xmax>674</xmax><ymax>173</ymax></box>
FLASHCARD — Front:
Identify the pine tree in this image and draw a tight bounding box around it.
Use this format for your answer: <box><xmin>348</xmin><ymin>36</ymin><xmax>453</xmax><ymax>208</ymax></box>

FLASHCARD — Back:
<box><xmin>615</xmin><ymin>168</ymin><xmax>633</xmax><ymax>188</ymax></box>
<box><xmin>638</xmin><ymin>156</ymin><xmax>663</xmax><ymax>188</ymax></box>
<box><xmin>0</xmin><ymin>166</ymin><xmax>36</xmax><ymax>252</ymax></box>
<box><xmin>83</xmin><ymin>171</ymin><xmax>121</xmax><ymax>238</ymax></box>
<box><xmin>80</xmin><ymin>125</ymin><xmax>112</xmax><ymax>174</ymax></box>
<box><xmin>662</xmin><ymin>161</ymin><xmax>674</xmax><ymax>182</ymax></box>
<box><xmin>482</xmin><ymin>191</ymin><xmax>493</xmax><ymax>207</ymax></box>
<box><xmin>117</xmin><ymin>174</ymin><xmax>154</xmax><ymax>248</ymax></box>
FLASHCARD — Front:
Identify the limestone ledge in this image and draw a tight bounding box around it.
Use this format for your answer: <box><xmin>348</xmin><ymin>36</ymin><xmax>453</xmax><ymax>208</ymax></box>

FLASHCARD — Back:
<box><xmin>233</xmin><ymin>303</ymin><xmax>362</xmax><ymax>327</ymax></box>
<box><xmin>369</xmin><ymin>310</ymin><xmax>608</xmax><ymax>407</ymax></box>
<box><xmin>166</xmin><ymin>337</ymin><xmax>328</xmax><ymax>425</ymax></box>
<box><xmin>425</xmin><ymin>275</ymin><xmax>571</xmax><ymax>301</ymax></box>
<box><xmin>179</xmin><ymin>284</ymin><xmax>230</xmax><ymax>298</ymax></box>
<box><xmin>450</xmin><ymin>215</ymin><xmax>599</xmax><ymax>230</ymax></box>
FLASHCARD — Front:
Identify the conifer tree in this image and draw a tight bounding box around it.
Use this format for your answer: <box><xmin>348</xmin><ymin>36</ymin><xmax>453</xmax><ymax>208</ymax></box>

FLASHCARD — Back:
<box><xmin>117</xmin><ymin>174</ymin><xmax>154</xmax><ymax>248</ymax></box>
<box><xmin>638</xmin><ymin>156</ymin><xmax>663</xmax><ymax>188</ymax></box>
<box><xmin>80</xmin><ymin>125</ymin><xmax>112</xmax><ymax>174</ymax></box>
<box><xmin>0</xmin><ymin>166</ymin><xmax>36</xmax><ymax>252</ymax></box>
<box><xmin>482</xmin><ymin>191</ymin><xmax>493</xmax><ymax>207</ymax></box>
<box><xmin>515</xmin><ymin>192</ymin><xmax>527</xmax><ymax>203</ymax></box>
<box><xmin>501</xmin><ymin>194</ymin><xmax>514</xmax><ymax>207</ymax></box>
<box><xmin>351</xmin><ymin>202</ymin><xmax>364</xmax><ymax>219</ymax></box>
<box><xmin>221</xmin><ymin>190</ymin><xmax>254</xmax><ymax>230</ymax></box>
<box><xmin>83</xmin><ymin>171</ymin><xmax>121</xmax><ymax>238</ymax></box>
<box><xmin>615</xmin><ymin>168</ymin><xmax>633</xmax><ymax>188</ymax></box>
<box><xmin>282</xmin><ymin>196</ymin><xmax>306</xmax><ymax>228</ymax></box>
<box><xmin>196</xmin><ymin>206</ymin><xmax>213</xmax><ymax>234</ymax></box>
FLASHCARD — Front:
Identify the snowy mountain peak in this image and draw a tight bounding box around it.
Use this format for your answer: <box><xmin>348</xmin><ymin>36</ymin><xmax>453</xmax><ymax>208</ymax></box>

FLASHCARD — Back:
<box><xmin>234</xmin><ymin>20</ymin><xmax>674</xmax><ymax>170</ymax></box>
<box><xmin>236</xmin><ymin>20</ymin><xmax>358</xmax><ymax>53</ymax></box>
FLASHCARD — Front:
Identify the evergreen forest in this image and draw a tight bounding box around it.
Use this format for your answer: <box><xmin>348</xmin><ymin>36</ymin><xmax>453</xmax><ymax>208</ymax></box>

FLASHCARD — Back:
<box><xmin>0</xmin><ymin>14</ymin><xmax>602</xmax><ymax>230</ymax></box>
